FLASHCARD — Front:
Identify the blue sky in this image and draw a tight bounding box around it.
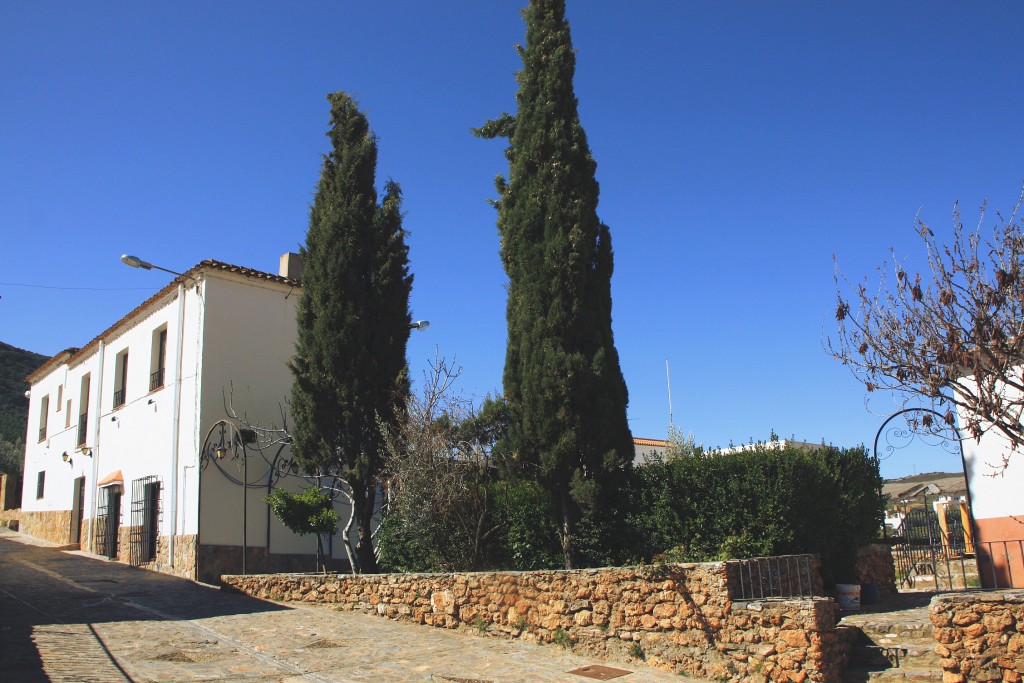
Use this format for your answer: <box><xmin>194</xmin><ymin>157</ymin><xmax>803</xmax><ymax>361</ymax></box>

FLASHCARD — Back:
<box><xmin>2</xmin><ymin>1</ymin><xmax>1021</xmax><ymax>479</ymax></box>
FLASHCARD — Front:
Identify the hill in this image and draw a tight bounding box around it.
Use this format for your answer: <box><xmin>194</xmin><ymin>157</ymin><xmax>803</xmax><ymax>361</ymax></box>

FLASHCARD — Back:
<box><xmin>0</xmin><ymin>341</ymin><xmax>48</xmax><ymax>446</ymax></box>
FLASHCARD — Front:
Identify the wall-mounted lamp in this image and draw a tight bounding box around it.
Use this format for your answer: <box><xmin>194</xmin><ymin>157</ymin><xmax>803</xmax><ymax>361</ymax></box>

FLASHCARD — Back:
<box><xmin>111</xmin><ymin>416</ymin><xmax>118</xmax><ymax>422</ymax></box>
<box><xmin>24</xmin><ymin>389</ymin><xmax>31</xmax><ymax>399</ymax></box>
<box><xmin>215</xmin><ymin>446</ymin><xmax>228</xmax><ymax>459</ymax></box>
<box><xmin>61</xmin><ymin>452</ymin><xmax>72</xmax><ymax>466</ymax></box>
<box><xmin>411</xmin><ymin>320</ymin><xmax>430</xmax><ymax>331</ymax></box>
<box><xmin>80</xmin><ymin>446</ymin><xmax>93</xmax><ymax>457</ymax></box>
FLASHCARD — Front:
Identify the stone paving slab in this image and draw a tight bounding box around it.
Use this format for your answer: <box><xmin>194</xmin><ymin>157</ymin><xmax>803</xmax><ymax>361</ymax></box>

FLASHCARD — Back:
<box><xmin>0</xmin><ymin>527</ymin><xmax>700</xmax><ymax>683</ymax></box>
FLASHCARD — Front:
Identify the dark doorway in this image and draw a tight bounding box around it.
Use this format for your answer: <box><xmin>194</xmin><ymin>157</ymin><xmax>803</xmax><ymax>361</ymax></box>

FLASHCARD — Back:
<box><xmin>95</xmin><ymin>486</ymin><xmax>122</xmax><ymax>559</ymax></box>
<box><xmin>69</xmin><ymin>477</ymin><xmax>85</xmax><ymax>545</ymax></box>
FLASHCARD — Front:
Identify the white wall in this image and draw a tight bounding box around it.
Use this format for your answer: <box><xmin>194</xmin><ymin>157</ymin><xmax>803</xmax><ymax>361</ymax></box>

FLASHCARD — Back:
<box><xmin>20</xmin><ymin>283</ymin><xmax>202</xmax><ymax>552</ymax></box>
<box><xmin>196</xmin><ymin>272</ymin><xmax>314</xmax><ymax>553</ymax></box>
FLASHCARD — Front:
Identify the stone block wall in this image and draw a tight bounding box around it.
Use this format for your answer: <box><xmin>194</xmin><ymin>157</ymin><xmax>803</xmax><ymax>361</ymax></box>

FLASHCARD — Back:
<box><xmin>223</xmin><ymin>562</ymin><xmax>844</xmax><ymax>682</ymax></box>
<box><xmin>197</xmin><ymin>544</ymin><xmax>350</xmax><ymax>584</ymax></box>
<box><xmin>12</xmin><ymin>509</ymin><xmax>72</xmax><ymax>545</ymax></box>
<box><xmin>930</xmin><ymin>591</ymin><xmax>1024</xmax><ymax>682</ymax></box>
<box><xmin>855</xmin><ymin>543</ymin><xmax>897</xmax><ymax>599</ymax></box>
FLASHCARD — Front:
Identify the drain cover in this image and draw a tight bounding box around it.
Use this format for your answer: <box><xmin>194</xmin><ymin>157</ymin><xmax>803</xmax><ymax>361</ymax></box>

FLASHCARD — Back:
<box><xmin>567</xmin><ymin>664</ymin><xmax>632</xmax><ymax>680</ymax></box>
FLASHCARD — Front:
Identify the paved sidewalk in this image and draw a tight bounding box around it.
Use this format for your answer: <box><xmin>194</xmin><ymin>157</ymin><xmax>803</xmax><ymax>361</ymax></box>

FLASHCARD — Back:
<box><xmin>0</xmin><ymin>527</ymin><xmax>701</xmax><ymax>682</ymax></box>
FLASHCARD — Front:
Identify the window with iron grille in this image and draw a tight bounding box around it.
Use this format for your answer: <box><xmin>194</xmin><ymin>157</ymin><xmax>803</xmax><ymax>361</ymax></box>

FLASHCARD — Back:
<box><xmin>129</xmin><ymin>476</ymin><xmax>161</xmax><ymax>565</ymax></box>
<box><xmin>77</xmin><ymin>374</ymin><xmax>91</xmax><ymax>446</ymax></box>
<box><xmin>35</xmin><ymin>471</ymin><xmax>45</xmax><ymax>499</ymax></box>
<box><xmin>150</xmin><ymin>326</ymin><xmax>167</xmax><ymax>391</ymax></box>
<box><xmin>113</xmin><ymin>349</ymin><xmax>128</xmax><ymax>409</ymax></box>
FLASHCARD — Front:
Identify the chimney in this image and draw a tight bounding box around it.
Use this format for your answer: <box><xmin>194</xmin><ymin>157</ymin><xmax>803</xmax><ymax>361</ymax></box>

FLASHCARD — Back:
<box><xmin>279</xmin><ymin>252</ymin><xmax>304</xmax><ymax>282</ymax></box>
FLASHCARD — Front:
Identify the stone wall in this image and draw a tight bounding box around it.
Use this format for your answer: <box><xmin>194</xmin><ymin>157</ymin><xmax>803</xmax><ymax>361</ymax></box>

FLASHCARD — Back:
<box><xmin>855</xmin><ymin>543</ymin><xmax>897</xmax><ymax>599</ymax></box>
<box><xmin>223</xmin><ymin>562</ymin><xmax>845</xmax><ymax>682</ymax></box>
<box><xmin>198</xmin><ymin>543</ymin><xmax>350</xmax><ymax>584</ymax></box>
<box><xmin>930</xmin><ymin>591</ymin><xmax>1024</xmax><ymax>682</ymax></box>
<box><xmin>9</xmin><ymin>509</ymin><xmax>72</xmax><ymax>545</ymax></box>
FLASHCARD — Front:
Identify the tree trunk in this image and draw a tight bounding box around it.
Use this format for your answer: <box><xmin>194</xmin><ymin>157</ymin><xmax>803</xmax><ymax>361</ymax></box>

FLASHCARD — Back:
<box><xmin>558</xmin><ymin>487</ymin><xmax>577</xmax><ymax>569</ymax></box>
<box><xmin>354</xmin><ymin>485</ymin><xmax>380</xmax><ymax>574</ymax></box>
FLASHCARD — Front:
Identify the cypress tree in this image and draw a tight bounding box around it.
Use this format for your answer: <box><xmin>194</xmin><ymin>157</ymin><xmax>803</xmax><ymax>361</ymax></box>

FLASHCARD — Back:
<box><xmin>290</xmin><ymin>92</ymin><xmax>412</xmax><ymax>574</ymax></box>
<box><xmin>476</xmin><ymin>0</ymin><xmax>632</xmax><ymax>568</ymax></box>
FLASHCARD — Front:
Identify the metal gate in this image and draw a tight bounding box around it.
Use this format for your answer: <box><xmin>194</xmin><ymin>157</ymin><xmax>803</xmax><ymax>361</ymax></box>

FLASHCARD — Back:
<box><xmin>889</xmin><ymin>495</ymin><xmax>977</xmax><ymax>590</ymax></box>
<box><xmin>875</xmin><ymin>408</ymin><xmax>978</xmax><ymax>590</ymax></box>
<box><xmin>129</xmin><ymin>476</ymin><xmax>161</xmax><ymax>566</ymax></box>
<box><xmin>95</xmin><ymin>485</ymin><xmax>122</xmax><ymax>559</ymax></box>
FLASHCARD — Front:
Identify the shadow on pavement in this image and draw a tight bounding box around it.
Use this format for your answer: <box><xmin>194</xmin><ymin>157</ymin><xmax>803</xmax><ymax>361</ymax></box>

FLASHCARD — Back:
<box><xmin>0</xmin><ymin>533</ymin><xmax>289</xmax><ymax>681</ymax></box>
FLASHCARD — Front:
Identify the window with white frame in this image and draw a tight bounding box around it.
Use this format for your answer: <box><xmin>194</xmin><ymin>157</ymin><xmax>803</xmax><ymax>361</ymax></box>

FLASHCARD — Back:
<box><xmin>113</xmin><ymin>350</ymin><xmax>128</xmax><ymax>409</ymax></box>
<box><xmin>38</xmin><ymin>394</ymin><xmax>49</xmax><ymax>442</ymax></box>
<box><xmin>149</xmin><ymin>326</ymin><xmax>168</xmax><ymax>391</ymax></box>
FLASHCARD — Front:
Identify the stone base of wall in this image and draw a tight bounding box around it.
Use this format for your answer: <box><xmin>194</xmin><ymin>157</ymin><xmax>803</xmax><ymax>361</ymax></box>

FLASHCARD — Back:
<box><xmin>856</xmin><ymin>543</ymin><xmax>898</xmax><ymax>599</ymax></box>
<box><xmin>10</xmin><ymin>509</ymin><xmax>73</xmax><ymax>545</ymax></box>
<box><xmin>223</xmin><ymin>564</ymin><xmax>844</xmax><ymax>682</ymax></box>
<box><xmin>198</xmin><ymin>544</ymin><xmax>351</xmax><ymax>584</ymax></box>
<box><xmin>930</xmin><ymin>590</ymin><xmax>1024</xmax><ymax>682</ymax></box>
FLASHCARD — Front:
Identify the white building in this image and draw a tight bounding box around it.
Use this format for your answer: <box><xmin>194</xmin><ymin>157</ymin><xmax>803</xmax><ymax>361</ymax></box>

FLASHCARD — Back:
<box><xmin>19</xmin><ymin>256</ymin><xmax>350</xmax><ymax>582</ymax></box>
<box><xmin>957</xmin><ymin>407</ymin><xmax>1024</xmax><ymax>588</ymax></box>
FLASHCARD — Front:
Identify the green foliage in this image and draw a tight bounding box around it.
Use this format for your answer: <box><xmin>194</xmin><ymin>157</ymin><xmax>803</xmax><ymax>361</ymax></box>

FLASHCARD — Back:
<box><xmin>0</xmin><ymin>341</ymin><xmax>47</xmax><ymax>445</ymax></box>
<box><xmin>0</xmin><ymin>437</ymin><xmax>25</xmax><ymax>478</ymax></box>
<box><xmin>623</xmin><ymin>441</ymin><xmax>884</xmax><ymax>585</ymax></box>
<box><xmin>551</xmin><ymin>627</ymin><xmax>572</xmax><ymax>649</ymax></box>
<box><xmin>264</xmin><ymin>486</ymin><xmax>339</xmax><ymax>537</ymax></box>
<box><xmin>290</xmin><ymin>91</ymin><xmax>412</xmax><ymax>574</ymax></box>
<box><xmin>475</xmin><ymin>0</ymin><xmax>632</xmax><ymax>569</ymax></box>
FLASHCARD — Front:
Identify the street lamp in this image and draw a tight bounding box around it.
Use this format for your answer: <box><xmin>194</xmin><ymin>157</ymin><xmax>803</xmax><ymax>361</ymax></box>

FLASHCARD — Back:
<box><xmin>411</xmin><ymin>320</ymin><xmax>430</xmax><ymax>331</ymax></box>
<box><xmin>120</xmin><ymin>254</ymin><xmax>192</xmax><ymax>279</ymax></box>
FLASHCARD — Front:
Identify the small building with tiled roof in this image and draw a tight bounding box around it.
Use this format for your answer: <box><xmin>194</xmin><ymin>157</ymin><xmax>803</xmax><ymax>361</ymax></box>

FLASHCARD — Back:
<box><xmin>17</xmin><ymin>254</ymin><xmax>344</xmax><ymax>581</ymax></box>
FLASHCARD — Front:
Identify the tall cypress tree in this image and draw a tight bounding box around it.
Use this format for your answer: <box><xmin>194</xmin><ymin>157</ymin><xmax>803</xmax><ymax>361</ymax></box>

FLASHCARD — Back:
<box><xmin>290</xmin><ymin>92</ymin><xmax>412</xmax><ymax>574</ymax></box>
<box><xmin>476</xmin><ymin>0</ymin><xmax>632</xmax><ymax>568</ymax></box>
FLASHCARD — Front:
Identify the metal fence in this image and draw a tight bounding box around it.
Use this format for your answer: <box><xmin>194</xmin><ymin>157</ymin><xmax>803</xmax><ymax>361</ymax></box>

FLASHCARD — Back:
<box><xmin>727</xmin><ymin>554</ymin><xmax>819</xmax><ymax>600</ymax></box>
<box><xmin>976</xmin><ymin>540</ymin><xmax>1024</xmax><ymax>589</ymax></box>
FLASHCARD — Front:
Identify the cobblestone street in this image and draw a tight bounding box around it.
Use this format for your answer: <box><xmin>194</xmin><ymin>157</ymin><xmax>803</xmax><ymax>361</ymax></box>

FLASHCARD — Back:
<box><xmin>0</xmin><ymin>528</ymin><xmax>696</xmax><ymax>682</ymax></box>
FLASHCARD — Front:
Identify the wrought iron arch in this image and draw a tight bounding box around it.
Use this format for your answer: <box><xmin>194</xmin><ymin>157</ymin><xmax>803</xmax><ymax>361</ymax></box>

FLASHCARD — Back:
<box><xmin>874</xmin><ymin>407</ymin><xmax>980</xmax><ymax>590</ymax></box>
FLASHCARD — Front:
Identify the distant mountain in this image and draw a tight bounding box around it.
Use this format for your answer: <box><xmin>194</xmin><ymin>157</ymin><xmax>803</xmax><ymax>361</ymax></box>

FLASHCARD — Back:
<box><xmin>0</xmin><ymin>341</ymin><xmax>48</xmax><ymax>444</ymax></box>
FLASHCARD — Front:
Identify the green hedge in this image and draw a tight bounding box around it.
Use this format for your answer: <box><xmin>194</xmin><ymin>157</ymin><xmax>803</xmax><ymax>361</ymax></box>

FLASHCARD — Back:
<box><xmin>621</xmin><ymin>442</ymin><xmax>884</xmax><ymax>585</ymax></box>
<box><xmin>378</xmin><ymin>440</ymin><xmax>884</xmax><ymax>583</ymax></box>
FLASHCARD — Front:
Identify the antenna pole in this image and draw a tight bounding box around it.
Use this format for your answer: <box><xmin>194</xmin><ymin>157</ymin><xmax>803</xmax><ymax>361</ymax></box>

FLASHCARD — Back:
<box><xmin>666</xmin><ymin>360</ymin><xmax>673</xmax><ymax>428</ymax></box>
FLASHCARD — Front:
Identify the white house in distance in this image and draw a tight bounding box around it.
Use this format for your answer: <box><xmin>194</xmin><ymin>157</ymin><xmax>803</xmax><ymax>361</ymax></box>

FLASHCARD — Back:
<box><xmin>18</xmin><ymin>255</ymin><xmax>345</xmax><ymax>582</ymax></box>
<box><xmin>957</xmin><ymin>409</ymin><xmax>1024</xmax><ymax>588</ymax></box>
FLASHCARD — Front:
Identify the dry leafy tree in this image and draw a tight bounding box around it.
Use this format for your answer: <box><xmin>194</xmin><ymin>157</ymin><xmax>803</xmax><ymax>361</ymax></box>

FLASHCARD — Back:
<box><xmin>379</xmin><ymin>357</ymin><xmax>509</xmax><ymax>572</ymax></box>
<box><xmin>829</xmin><ymin>189</ymin><xmax>1024</xmax><ymax>469</ymax></box>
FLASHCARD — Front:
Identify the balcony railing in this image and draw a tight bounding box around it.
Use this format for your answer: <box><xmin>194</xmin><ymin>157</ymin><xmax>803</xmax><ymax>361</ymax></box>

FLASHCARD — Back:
<box><xmin>150</xmin><ymin>368</ymin><xmax>165</xmax><ymax>391</ymax></box>
<box><xmin>113</xmin><ymin>388</ymin><xmax>126</xmax><ymax>409</ymax></box>
<box><xmin>77</xmin><ymin>412</ymin><xmax>88</xmax><ymax>446</ymax></box>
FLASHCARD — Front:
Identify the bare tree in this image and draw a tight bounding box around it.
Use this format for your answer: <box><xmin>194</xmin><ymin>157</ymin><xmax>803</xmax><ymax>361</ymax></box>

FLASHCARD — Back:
<box><xmin>379</xmin><ymin>356</ymin><xmax>508</xmax><ymax>571</ymax></box>
<box><xmin>829</xmin><ymin>189</ymin><xmax>1024</xmax><ymax>469</ymax></box>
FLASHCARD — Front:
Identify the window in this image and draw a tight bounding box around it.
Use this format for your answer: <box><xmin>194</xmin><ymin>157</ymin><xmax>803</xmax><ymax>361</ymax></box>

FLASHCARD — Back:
<box><xmin>56</xmin><ymin>384</ymin><xmax>63</xmax><ymax>410</ymax></box>
<box><xmin>36</xmin><ymin>471</ymin><xmax>45</xmax><ymax>499</ymax></box>
<box><xmin>150</xmin><ymin>326</ymin><xmax>167</xmax><ymax>391</ymax></box>
<box><xmin>38</xmin><ymin>395</ymin><xmax>49</xmax><ymax>442</ymax></box>
<box><xmin>65</xmin><ymin>399</ymin><xmax>72</xmax><ymax>429</ymax></box>
<box><xmin>78</xmin><ymin>374</ymin><xmax>91</xmax><ymax>446</ymax></box>
<box><xmin>113</xmin><ymin>349</ymin><xmax>128</xmax><ymax>409</ymax></box>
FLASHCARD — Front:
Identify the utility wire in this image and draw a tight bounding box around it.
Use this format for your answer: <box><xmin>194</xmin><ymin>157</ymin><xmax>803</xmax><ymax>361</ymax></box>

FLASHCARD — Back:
<box><xmin>0</xmin><ymin>282</ymin><xmax>157</xmax><ymax>292</ymax></box>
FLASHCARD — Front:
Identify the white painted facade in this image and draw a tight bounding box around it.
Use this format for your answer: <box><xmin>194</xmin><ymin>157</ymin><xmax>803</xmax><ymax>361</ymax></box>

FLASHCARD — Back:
<box><xmin>20</xmin><ymin>259</ymin><xmax>352</xmax><ymax>578</ymax></box>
